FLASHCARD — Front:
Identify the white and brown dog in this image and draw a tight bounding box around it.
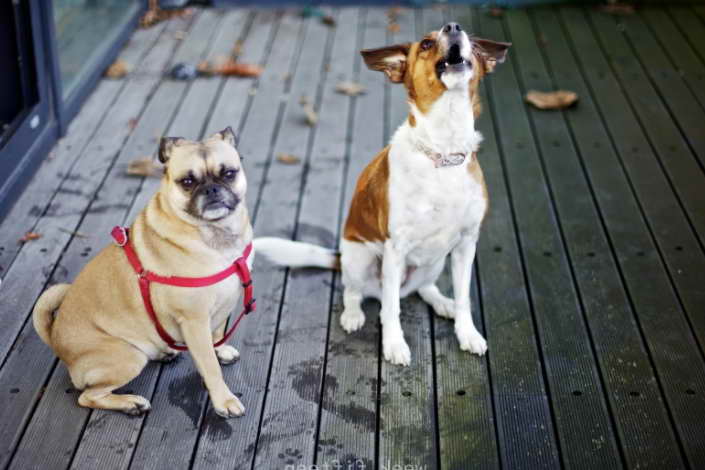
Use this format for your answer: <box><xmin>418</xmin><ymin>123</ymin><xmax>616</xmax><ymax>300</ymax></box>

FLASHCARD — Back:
<box><xmin>255</xmin><ymin>23</ymin><xmax>510</xmax><ymax>365</ymax></box>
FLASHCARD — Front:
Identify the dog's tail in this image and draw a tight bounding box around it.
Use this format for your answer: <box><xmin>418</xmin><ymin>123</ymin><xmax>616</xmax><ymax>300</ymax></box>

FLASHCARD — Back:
<box><xmin>254</xmin><ymin>237</ymin><xmax>340</xmax><ymax>270</ymax></box>
<box><xmin>32</xmin><ymin>283</ymin><xmax>70</xmax><ymax>348</ymax></box>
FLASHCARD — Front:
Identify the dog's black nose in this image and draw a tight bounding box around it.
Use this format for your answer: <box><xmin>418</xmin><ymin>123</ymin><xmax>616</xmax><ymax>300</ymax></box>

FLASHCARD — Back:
<box><xmin>202</xmin><ymin>183</ymin><xmax>222</xmax><ymax>198</ymax></box>
<box><xmin>443</xmin><ymin>22</ymin><xmax>462</xmax><ymax>34</ymax></box>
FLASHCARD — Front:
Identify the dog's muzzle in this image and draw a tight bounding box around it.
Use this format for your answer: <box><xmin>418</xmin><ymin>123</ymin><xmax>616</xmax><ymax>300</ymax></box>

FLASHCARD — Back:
<box><xmin>436</xmin><ymin>22</ymin><xmax>470</xmax><ymax>76</ymax></box>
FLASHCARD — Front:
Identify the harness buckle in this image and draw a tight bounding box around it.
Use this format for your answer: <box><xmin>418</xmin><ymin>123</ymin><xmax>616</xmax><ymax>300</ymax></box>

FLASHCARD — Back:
<box><xmin>245</xmin><ymin>298</ymin><xmax>256</xmax><ymax>314</ymax></box>
<box><xmin>242</xmin><ymin>280</ymin><xmax>253</xmax><ymax>288</ymax></box>
<box><xmin>112</xmin><ymin>226</ymin><xmax>129</xmax><ymax>247</ymax></box>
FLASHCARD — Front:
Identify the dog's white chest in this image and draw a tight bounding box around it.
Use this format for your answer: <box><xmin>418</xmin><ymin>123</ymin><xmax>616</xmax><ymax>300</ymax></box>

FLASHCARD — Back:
<box><xmin>388</xmin><ymin>151</ymin><xmax>485</xmax><ymax>266</ymax></box>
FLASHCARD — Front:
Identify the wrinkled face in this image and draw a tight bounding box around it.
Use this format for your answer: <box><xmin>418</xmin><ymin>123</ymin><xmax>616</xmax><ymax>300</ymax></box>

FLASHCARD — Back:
<box><xmin>361</xmin><ymin>23</ymin><xmax>511</xmax><ymax>115</ymax></box>
<box><xmin>160</xmin><ymin>127</ymin><xmax>246</xmax><ymax>223</ymax></box>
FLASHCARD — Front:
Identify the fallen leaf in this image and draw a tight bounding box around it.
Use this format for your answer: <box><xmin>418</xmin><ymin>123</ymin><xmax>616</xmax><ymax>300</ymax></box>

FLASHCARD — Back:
<box><xmin>127</xmin><ymin>157</ymin><xmax>161</xmax><ymax>177</ymax></box>
<box><xmin>599</xmin><ymin>3</ymin><xmax>635</xmax><ymax>15</ymax></box>
<box><xmin>174</xmin><ymin>30</ymin><xmax>186</xmax><ymax>40</ymax></box>
<box><xmin>335</xmin><ymin>81</ymin><xmax>366</xmax><ymax>96</ymax></box>
<box><xmin>387</xmin><ymin>23</ymin><xmax>400</xmax><ymax>33</ymax></box>
<box><xmin>525</xmin><ymin>90</ymin><xmax>578</xmax><ymax>110</ymax></box>
<box><xmin>299</xmin><ymin>96</ymin><xmax>318</xmax><ymax>126</ymax></box>
<box><xmin>140</xmin><ymin>0</ymin><xmax>194</xmax><ymax>28</ymax></box>
<box><xmin>488</xmin><ymin>7</ymin><xmax>504</xmax><ymax>17</ymax></box>
<box><xmin>387</xmin><ymin>7</ymin><xmax>404</xmax><ymax>21</ymax></box>
<box><xmin>128</xmin><ymin>118</ymin><xmax>138</xmax><ymax>130</ymax></box>
<box><xmin>19</xmin><ymin>232</ymin><xmax>41</xmax><ymax>244</ymax></box>
<box><xmin>197</xmin><ymin>60</ymin><xmax>215</xmax><ymax>75</ymax></box>
<box><xmin>276</xmin><ymin>153</ymin><xmax>301</xmax><ymax>165</ymax></box>
<box><xmin>321</xmin><ymin>15</ymin><xmax>336</xmax><ymax>27</ymax></box>
<box><xmin>215</xmin><ymin>60</ymin><xmax>263</xmax><ymax>78</ymax></box>
<box><xmin>105</xmin><ymin>59</ymin><xmax>130</xmax><ymax>78</ymax></box>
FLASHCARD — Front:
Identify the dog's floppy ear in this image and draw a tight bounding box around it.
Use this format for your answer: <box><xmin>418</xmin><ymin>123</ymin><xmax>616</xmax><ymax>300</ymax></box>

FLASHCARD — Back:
<box><xmin>213</xmin><ymin>126</ymin><xmax>238</xmax><ymax>148</ymax></box>
<box><xmin>158</xmin><ymin>136</ymin><xmax>184</xmax><ymax>164</ymax></box>
<box><xmin>472</xmin><ymin>38</ymin><xmax>511</xmax><ymax>74</ymax></box>
<box><xmin>360</xmin><ymin>43</ymin><xmax>410</xmax><ymax>83</ymax></box>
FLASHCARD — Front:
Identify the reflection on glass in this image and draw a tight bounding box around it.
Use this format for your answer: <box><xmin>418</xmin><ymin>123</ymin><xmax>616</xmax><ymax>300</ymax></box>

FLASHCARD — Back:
<box><xmin>54</xmin><ymin>0</ymin><xmax>139</xmax><ymax>99</ymax></box>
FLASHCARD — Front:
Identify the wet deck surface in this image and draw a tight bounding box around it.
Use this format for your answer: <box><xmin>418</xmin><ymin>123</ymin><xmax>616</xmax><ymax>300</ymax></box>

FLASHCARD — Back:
<box><xmin>1</xmin><ymin>5</ymin><xmax>705</xmax><ymax>470</ymax></box>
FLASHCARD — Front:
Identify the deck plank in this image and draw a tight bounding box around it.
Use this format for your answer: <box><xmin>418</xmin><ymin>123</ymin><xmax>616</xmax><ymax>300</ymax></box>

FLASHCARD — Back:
<box><xmin>376</xmin><ymin>8</ymin><xmax>439</xmax><ymax>470</ymax></box>
<box><xmin>189</xmin><ymin>11</ymin><xmax>309</xmax><ymax>470</ymax></box>
<box><xmin>618</xmin><ymin>11</ymin><xmax>705</xmax><ymax>169</ymax></box>
<box><xmin>249</xmin><ymin>9</ymin><xmax>340</xmax><ymax>469</ymax></box>
<box><xmin>507</xmin><ymin>7</ymin><xmax>692</xmax><ymax>469</ymax></box>
<box><xmin>3</xmin><ymin>13</ymin><xmax>197</xmax><ymax>470</ymax></box>
<box><xmin>316</xmin><ymin>8</ymin><xmax>383</xmax><ymax>470</ymax></box>
<box><xmin>642</xmin><ymin>8</ymin><xmax>705</xmax><ymax>111</ymax></box>
<box><xmin>588</xmin><ymin>10</ymin><xmax>705</xmax><ymax>247</ymax></box>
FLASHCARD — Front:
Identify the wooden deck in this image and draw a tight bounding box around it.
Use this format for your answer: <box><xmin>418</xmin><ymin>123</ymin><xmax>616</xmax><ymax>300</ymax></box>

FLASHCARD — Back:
<box><xmin>1</xmin><ymin>5</ymin><xmax>705</xmax><ymax>470</ymax></box>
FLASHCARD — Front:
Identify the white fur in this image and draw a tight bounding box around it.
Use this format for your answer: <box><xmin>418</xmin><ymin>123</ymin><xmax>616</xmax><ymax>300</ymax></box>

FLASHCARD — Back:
<box><xmin>340</xmin><ymin>72</ymin><xmax>488</xmax><ymax>365</ymax></box>
<box><xmin>254</xmin><ymin>237</ymin><xmax>338</xmax><ymax>269</ymax></box>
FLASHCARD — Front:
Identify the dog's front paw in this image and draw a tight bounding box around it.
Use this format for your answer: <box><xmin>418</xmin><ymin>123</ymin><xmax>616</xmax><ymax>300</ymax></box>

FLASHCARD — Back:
<box><xmin>456</xmin><ymin>324</ymin><xmax>487</xmax><ymax>355</ymax></box>
<box><xmin>340</xmin><ymin>307</ymin><xmax>366</xmax><ymax>333</ymax></box>
<box><xmin>212</xmin><ymin>392</ymin><xmax>245</xmax><ymax>418</ymax></box>
<box><xmin>383</xmin><ymin>335</ymin><xmax>411</xmax><ymax>366</ymax></box>
<box><xmin>215</xmin><ymin>345</ymin><xmax>240</xmax><ymax>365</ymax></box>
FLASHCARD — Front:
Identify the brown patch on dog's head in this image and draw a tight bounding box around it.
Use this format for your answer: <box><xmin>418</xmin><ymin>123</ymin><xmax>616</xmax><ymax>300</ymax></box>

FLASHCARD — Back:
<box><xmin>159</xmin><ymin>126</ymin><xmax>247</xmax><ymax>225</ymax></box>
<box><xmin>360</xmin><ymin>23</ymin><xmax>510</xmax><ymax>118</ymax></box>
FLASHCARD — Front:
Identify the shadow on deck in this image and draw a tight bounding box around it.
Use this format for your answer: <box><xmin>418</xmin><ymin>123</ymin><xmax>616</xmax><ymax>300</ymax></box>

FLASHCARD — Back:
<box><xmin>1</xmin><ymin>4</ymin><xmax>705</xmax><ymax>470</ymax></box>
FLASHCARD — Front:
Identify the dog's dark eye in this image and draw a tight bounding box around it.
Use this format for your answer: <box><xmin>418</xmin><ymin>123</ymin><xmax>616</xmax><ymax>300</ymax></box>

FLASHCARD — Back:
<box><xmin>179</xmin><ymin>177</ymin><xmax>195</xmax><ymax>189</ymax></box>
<box><xmin>222</xmin><ymin>169</ymin><xmax>238</xmax><ymax>180</ymax></box>
<box><xmin>420</xmin><ymin>39</ymin><xmax>435</xmax><ymax>51</ymax></box>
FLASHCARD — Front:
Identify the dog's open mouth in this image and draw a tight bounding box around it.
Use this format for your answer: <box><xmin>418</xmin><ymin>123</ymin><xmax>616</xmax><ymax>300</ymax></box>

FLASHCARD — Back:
<box><xmin>436</xmin><ymin>43</ymin><xmax>468</xmax><ymax>76</ymax></box>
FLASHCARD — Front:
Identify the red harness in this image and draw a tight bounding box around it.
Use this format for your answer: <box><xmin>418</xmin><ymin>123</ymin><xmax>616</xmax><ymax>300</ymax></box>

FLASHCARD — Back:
<box><xmin>111</xmin><ymin>226</ymin><xmax>256</xmax><ymax>351</ymax></box>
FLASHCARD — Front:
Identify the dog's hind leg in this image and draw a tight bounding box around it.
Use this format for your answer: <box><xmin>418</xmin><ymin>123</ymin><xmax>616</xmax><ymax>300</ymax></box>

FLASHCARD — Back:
<box><xmin>73</xmin><ymin>339</ymin><xmax>151</xmax><ymax>415</ymax></box>
<box><xmin>419</xmin><ymin>284</ymin><xmax>455</xmax><ymax>319</ymax></box>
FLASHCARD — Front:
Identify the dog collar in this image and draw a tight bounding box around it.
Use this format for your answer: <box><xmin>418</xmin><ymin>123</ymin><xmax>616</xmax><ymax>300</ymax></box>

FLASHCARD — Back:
<box><xmin>111</xmin><ymin>226</ymin><xmax>256</xmax><ymax>351</ymax></box>
<box><xmin>414</xmin><ymin>140</ymin><xmax>471</xmax><ymax>168</ymax></box>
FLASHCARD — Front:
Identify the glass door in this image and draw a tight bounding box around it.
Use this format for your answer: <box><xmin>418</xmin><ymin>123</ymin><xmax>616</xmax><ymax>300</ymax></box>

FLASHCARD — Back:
<box><xmin>53</xmin><ymin>0</ymin><xmax>140</xmax><ymax>101</ymax></box>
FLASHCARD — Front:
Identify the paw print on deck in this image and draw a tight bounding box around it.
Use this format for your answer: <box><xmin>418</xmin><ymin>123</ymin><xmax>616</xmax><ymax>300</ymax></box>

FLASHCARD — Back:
<box><xmin>278</xmin><ymin>448</ymin><xmax>303</xmax><ymax>465</ymax></box>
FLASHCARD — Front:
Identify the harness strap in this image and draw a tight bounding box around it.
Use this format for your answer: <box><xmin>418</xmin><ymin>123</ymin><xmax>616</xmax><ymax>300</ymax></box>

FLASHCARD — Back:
<box><xmin>111</xmin><ymin>226</ymin><xmax>256</xmax><ymax>351</ymax></box>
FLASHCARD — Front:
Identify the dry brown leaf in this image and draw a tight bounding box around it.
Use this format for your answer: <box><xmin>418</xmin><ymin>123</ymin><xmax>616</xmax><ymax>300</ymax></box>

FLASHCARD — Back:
<box><xmin>335</xmin><ymin>81</ymin><xmax>366</xmax><ymax>96</ymax></box>
<box><xmin>387</xmin><ymin>7</ymin><xmax>404</xmax><ymax>21</ymax></box>
<box><xmin>599</xmin><ymin>3</ymin><xmax>635</xmax><ymax>15</ymax></box>
<box><xmin>387</xmin><ymin>23</ymin><xmax>400</xmax><ymax>33</ymax></box>
<box><xmin>127</xmin><ymin>157</ymin><xmax>161</xmax><ymax>177</ymax></box>
<box><xmin>488</xmin><ymin>7</ymin><xmax>504</xmax><ymax>17</ymax></box>
<box><xmin>276</xmin><ymin>153</ymin><xmax>301</xmax><ymax>165</ymax></box>
<box><xmin>105</xmin><ymin>59</ymin><xmax>130</xmax><ymax>79</ymax></box>
<box><xmin>215</xmin><ymin>60</ymin><xmax>263</xmax><ymax>78</ymax></box>
<box><xmin>321</xmin><ymin>15</ymin><xmax>336</xmax><ymax>27</ymax></box>
<box><xmin>197</xmin><ymin>60</ymin><xmax>215</xmax><ymax>75</ymax></box>
<box><xmin>525</xmin><ymin>90</ymin><xmax>578</xmax><ymax>110</ymax></box>
<box><xmin>19</xmin><ymin>232</ymin><xmax>41</xmax><ymax>244</ymax></box>
<box><xmin>128</xmin><ymin>118</ymin><xmax>138</xmax><ymax>130</ymax></box>
<box><xmin>140</xmin><ymin>0</ymin><xmax>194</xmax><ymax>28</ymax></box>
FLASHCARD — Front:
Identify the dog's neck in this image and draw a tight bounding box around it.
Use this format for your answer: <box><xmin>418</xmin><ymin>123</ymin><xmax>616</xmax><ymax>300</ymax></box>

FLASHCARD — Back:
<box><xmin>403</xmin><ymin>86</ymin><xmax>482</xmax><ymax>158</ymax></box>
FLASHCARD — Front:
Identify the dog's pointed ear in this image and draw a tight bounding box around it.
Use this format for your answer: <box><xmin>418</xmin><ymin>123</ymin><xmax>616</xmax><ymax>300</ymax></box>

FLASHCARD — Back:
<box><xmin>213</xmin><ymin>126</ymin><xmax>238</xmax><ymax>148</ymax></box>
<box><xmin>158</xmin><ymin>136</ymin><xmax>184</xmax><ymax>164</ymax></box>
<box><xmin>472</xmin><ymin>38</ymin><xmax>511</xmax><ymax>74</ymax></box>
<box><xmin>360</xmin><ymin>43</ymin><xmax>410</xmax><ymax>83</ymax></box>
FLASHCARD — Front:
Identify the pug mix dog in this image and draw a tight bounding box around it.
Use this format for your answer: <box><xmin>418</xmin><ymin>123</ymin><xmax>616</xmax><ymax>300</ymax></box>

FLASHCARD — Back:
<box><xmin>33</xmin><ymin>128</ymin><xmax>252</xmax><ymax>418</ymax></box>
